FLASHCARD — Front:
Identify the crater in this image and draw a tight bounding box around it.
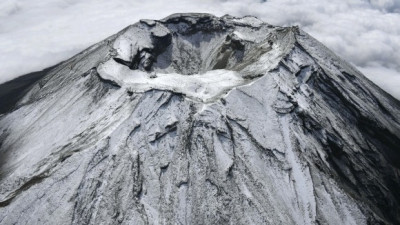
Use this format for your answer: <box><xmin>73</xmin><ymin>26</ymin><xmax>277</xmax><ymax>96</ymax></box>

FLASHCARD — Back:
<box><xmin>98</xmin><ymin>14</ymin><xmax>295</xmax><ymax>102</ymax></box>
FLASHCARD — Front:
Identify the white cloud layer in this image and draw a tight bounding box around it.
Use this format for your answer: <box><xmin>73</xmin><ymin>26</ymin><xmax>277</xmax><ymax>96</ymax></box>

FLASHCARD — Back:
<box><xmin>0</xmin><ymin>0</ymin><xmax>399</xmax><ymax>99</ymax></box>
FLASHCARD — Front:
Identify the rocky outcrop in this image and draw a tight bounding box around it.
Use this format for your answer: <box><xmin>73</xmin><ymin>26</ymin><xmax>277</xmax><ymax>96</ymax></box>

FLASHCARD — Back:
<box><xmin>0</xmin><ymin>13</ymin><xmax>399</xmax><ymax>225</ymax></box>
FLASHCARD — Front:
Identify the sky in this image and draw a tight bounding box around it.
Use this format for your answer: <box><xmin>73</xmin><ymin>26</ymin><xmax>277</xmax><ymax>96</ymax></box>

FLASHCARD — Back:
<box><xmin>0</xmin><ymin>0</ymin><xmax>399</xmax><ymax>99</ymax></box>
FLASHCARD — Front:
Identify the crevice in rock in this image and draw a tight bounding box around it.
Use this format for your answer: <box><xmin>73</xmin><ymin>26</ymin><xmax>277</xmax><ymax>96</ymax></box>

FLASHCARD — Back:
<box><xmin>159</xmin><ymin>163</ymin><xmax>170</xmax><ymax>180</ymax></box>
<box><xmin>0</xmin><ymin>174</ymin><xmax>48</xmax><ymax>208</ymax></box>
<box><xmin>177</xmin><ymin>181</ymin><xmax>188</xmax><ymax>188</ymax></box>
<box><xmin>227</xmin><ymin>116</ymin><xmax>276</xmax><ymax>159</ymax></box>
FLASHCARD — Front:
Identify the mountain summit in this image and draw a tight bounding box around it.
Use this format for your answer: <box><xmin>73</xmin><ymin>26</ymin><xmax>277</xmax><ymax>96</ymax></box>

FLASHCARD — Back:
<box><xmin>0</xmin><ymin>13</ymin><xmax>400</xmax><ymax>224</ymax></box>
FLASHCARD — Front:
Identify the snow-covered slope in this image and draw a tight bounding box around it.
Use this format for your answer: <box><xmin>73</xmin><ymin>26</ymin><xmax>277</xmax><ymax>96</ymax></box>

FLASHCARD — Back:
<box><xmin>0</xmin><ymin>13</ymin><xmax>399</xmax><ymax>225</ymax></box>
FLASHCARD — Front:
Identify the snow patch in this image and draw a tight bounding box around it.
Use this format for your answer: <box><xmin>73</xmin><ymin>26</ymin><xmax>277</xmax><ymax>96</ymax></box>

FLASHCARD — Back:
<box><xmin>98</xmin><ymin>59</ymin><xmax>249</xmax><ymax>102</ymax></box>
<box><xmin>232</xmin><ymin>16</ymin><xmax>264</xmax><ymax>27</ymax></box>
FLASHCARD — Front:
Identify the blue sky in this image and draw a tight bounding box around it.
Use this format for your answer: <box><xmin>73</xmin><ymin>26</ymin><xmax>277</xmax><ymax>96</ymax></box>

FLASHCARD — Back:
<box><xmin>1</xmin><ymin>0</ymin><xmax>399</xmax><ymax>98</ymax></box>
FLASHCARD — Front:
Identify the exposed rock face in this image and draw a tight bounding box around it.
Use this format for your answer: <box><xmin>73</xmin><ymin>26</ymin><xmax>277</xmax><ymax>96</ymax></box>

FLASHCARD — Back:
<box><xmin>0</xmin><ymin>13</ymin><xmax>400</xmax><ymax>225</ymax></box>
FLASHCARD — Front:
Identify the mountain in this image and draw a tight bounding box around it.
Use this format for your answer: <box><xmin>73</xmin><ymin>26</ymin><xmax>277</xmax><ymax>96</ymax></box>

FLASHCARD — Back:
<box><xmin>1</xmin><ymin>13</ymin><xmax>400</xmax><ymax>225</ymax></box>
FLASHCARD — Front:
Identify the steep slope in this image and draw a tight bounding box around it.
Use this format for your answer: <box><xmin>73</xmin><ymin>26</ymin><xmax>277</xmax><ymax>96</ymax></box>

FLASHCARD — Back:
<box><xmin>0</xmin><ymin>13</ymin><xmax>399</xmax><ymax>225</ymax></box>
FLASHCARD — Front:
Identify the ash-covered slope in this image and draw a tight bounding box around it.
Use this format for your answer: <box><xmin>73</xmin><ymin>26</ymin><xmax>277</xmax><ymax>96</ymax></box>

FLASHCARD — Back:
<box><xmin>1</xmin><ymin>13</ymin><xmax>400</xmax><ymax>225</ymax></box>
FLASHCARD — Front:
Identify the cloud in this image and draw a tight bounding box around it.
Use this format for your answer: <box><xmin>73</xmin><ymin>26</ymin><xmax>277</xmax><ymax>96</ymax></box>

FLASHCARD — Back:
<box><xmin>368</xmin><ymin>0</ymin><xmax>400</xmax><ymax>12</ymax></box>
<box><xmin>360</xmin><ymin>66</ymin><xmax>400</xmax><ymax>99</ymax></box>
<box><xmin>0</xmin><ymin>0</ymin><xmax>399</xmax><ymax>99</ymax></box>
